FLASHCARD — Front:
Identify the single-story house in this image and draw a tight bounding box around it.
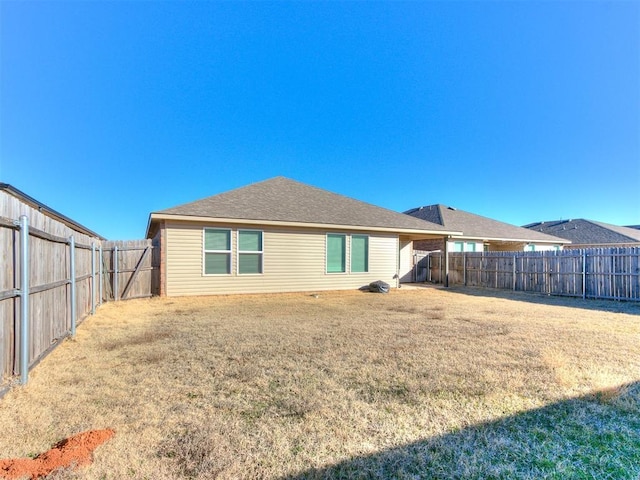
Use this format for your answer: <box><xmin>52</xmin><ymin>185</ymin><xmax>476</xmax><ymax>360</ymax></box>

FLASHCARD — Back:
<box><xmin>145</xmin><ymin>177</ymin><xmax>460</xmax><ymax>296</ymax></box>
<box><xmin>404</xmin><ymin>204</ymin><xmax>570</xmax><ymax>252</ymax></box>
<box><xmin>523</xmin><ymin>219</ymin><xmax>640</xmax><ymax>248</ymax></box>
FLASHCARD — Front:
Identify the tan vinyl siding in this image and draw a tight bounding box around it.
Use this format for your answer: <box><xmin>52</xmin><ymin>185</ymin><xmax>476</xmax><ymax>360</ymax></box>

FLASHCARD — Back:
<box><xmin>165</xmin><ymin>221</ymin><xmax>399</xmax><ymax>296</ymax></box>
<box><xmin>398</xmin><ymin>239</ymin><xmax>413</xmax><ymax>283</ymax></box>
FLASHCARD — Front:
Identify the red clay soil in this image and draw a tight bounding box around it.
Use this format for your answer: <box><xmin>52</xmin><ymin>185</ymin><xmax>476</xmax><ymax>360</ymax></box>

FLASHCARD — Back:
<box><xmin>0</xmin><ymin>429</ymin><xmax>115</xmax><ymax>480</ymax></box>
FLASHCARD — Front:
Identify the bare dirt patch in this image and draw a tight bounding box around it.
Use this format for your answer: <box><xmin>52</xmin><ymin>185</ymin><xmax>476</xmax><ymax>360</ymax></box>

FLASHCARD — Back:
<box><xmin>0</xmin><ymin>288</ymin><xmax>638</xmax><ymax>479</ymax></box>
<box><xmin>0</xmin><ymin>429</ymin><xmax>114</xmax><ymax>479</ymax></box>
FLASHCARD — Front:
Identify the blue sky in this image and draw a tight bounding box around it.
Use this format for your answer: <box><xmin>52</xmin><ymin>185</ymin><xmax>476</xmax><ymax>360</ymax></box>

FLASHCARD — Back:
<box><xmin>1</xmin><ymin>1</ymin><xmax>638</xmax><ymax>240</ymax></box>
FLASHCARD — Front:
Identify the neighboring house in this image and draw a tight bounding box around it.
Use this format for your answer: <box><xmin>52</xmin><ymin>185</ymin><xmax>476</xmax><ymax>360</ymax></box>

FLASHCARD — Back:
<box><xmin>625</xmin><ymin>225</ymin><xmax>640</xmax><ymax>230</ymax></box>
<box><xmin>523</xmin><ymin>219</ymin><xmax>640</xmax><ymax>248</ymax></box>
<box><xmin>404</xmin><ymin>204</ymin><xmax>569</xmax><ymax>252</ymax></box>
<box><xmin>145</xmin><ymin>177</ymin><xmax>460</xmax><ymax>296</ymax></box>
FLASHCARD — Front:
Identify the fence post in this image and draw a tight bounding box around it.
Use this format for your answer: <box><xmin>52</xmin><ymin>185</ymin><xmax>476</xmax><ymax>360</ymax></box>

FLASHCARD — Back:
<box><xmin>17</xmin><ymin>215</ymin><xmax>30</xmax><ymax>385</ymax></box>
<box><xmin>69</xmin><ymin>236</ymin><xmax>76</xmax><ymax>337</ymax></box>
<box><xmin>91</xmin><ymin>242</ymin><xmax>96</xmax><ymax>315</ymax></box>
<box><xmin>463</xmin><ymin>253</ymin><xmax>467</xmax><ymax>286</ymax></box>
<box><xmin>582</xmin><ymin>250</ymin><xmax>587</xmax><ymax>299</ymax></box>
<box><xmin>512</xmin><ymin>255</ymin><xmax>516</xmax><ymax>291</ymax></box>
<box><xmin>114</xmin><ymin>245</ymin><xmax>119</xmax><ymax>301</ymax></box>
<box><xmin>99</xmin><ymin>243</ymin><xmax>103</xmax><ymax>305</ymax></box>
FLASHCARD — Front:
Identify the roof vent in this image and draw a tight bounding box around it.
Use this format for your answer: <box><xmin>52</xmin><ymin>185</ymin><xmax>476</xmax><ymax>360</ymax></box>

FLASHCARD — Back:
<box><xmin>448</xmin><ymin>206</ymin><xmax>456</xmax><ymax>211</ymax></box>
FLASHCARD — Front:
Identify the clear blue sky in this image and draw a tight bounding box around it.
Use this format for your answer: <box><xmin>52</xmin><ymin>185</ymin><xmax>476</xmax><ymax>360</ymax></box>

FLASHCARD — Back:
<box><xmin>1</xmin><ymin>1</ymin><xmax>639</xmax><ymax>240</ymax></box>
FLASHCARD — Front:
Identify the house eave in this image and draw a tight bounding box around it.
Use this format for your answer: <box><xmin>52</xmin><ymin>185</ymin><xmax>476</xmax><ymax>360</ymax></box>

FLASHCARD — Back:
<box><xmin>146</xmin><ymin>213</ymin><xmax>462</xmax><ymax>239</ymax></box>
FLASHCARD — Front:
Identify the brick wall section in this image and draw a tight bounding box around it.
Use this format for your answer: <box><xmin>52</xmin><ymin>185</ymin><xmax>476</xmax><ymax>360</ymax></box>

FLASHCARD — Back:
<box><xmin>414</xmin><ymin>238</ymin><xmax>445</xmax><ymax>251</ymax></box>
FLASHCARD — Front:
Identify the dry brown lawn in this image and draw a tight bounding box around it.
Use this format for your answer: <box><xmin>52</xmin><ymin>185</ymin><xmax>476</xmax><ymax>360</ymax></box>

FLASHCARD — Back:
<box><xmin>0</xmin><ymin>286</ymin><xmax>639</xmax><ymax>479</ymax></box>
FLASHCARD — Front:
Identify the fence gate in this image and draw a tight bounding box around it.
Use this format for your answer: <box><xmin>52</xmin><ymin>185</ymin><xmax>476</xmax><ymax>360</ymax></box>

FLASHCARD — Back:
<box><xmin>413</xmin><ymin>251</ymin><xmax>430</xmax><ymax>283</ymax></box>
<box><xmin>102</xmin><ymin>240</ymin><xmax>157</xmax><ymax>301</ymax></box>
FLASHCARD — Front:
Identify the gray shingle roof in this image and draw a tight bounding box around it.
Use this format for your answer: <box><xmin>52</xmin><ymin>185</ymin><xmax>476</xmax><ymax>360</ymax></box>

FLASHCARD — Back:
<box><xmin>404</xmin><ymin>204</ymin><xmax>569</xmax><ymax>243</ymax></box>
<box><xmin>523</xmin><ymin>219</ymin><xmax>640</xmax><ymax>245</ymax></box>
<box><xmin>154</xmin><ymin>177</ymin><xmax>454</xmax><ymax>233</ymax></box>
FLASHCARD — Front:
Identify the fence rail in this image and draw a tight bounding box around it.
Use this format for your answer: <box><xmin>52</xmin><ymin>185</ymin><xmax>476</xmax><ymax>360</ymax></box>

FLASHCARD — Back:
<box><xmin>416</xmin><ymin>248</ymin><xmax>640</xmax><ymax>301</ymax></box>
<box><xmin>1</xmin><ymin>211</ymin><xmax>159</xmax><ymax>394</ymax></box>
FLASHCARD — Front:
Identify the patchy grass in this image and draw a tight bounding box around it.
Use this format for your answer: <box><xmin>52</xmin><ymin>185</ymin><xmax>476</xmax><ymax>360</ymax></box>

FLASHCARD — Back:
<box><xmin>0</xmin><ymin>287</ymin><xmax>639</xmax><ymax>479</ymax></box>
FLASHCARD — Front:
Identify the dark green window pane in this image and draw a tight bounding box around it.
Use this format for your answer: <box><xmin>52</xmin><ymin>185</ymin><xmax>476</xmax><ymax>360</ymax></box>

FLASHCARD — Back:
<box><xmin>239</xmin><ymin>253</ymin><xmax>262</xmax><ymax>274</ymax></box>
<box><xmin>327</xmin><ymin>234</ymin><xmax>345</xmax><ymax>273</ymax></box>
<box><xmin>239</xmin><ymin>231</ymin><xmax>262</xmax><ymax>252</ymax></box>
<box><xmin>351</xmin><ymin>235</ymin><xmax>368</xmax><ymax>273</ymax></box>
<box><xmin>205</xmin><ymin>229</ymin><xmax>230</xmax><ymax>251</ymax></box>
<box><xmin>205</xmin><ymin>252</ymin><xmax>230</xmax><ymax>274</ymax></box>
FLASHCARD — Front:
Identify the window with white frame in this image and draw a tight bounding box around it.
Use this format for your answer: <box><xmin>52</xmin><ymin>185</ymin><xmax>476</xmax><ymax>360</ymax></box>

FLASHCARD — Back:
<box><xmin>238</xmin><ymin>230</ymin><xmax>263</xmax><ymax>274</ymax></box>
<box><xmin>351</xmin><ymin>235</ymin><xmax>369</xmax><ymax>273</ymax></box>
<box><xmin>204</xmin><ymin>229</ymin><xmax>231</xmax><ymax>275</ymax></box>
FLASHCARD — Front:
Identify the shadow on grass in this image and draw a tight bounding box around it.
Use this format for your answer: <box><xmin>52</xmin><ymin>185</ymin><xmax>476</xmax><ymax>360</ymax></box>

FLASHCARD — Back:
<box><xmin>444</xmin><ymin>285</ymin><xmax>640</xmax><ymax>316</ymax></box>
<box><xmin>282</xmin><ymin>382</ymin><xmax>640</xmax><ymax>479</ymax></box>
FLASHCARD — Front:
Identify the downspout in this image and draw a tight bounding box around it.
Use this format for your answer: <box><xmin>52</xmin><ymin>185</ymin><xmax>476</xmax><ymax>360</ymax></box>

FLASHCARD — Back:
<box><xmin>395</xmin><ymin>237</ymin><xmax>401</xmax><ymax>289</ymax></box>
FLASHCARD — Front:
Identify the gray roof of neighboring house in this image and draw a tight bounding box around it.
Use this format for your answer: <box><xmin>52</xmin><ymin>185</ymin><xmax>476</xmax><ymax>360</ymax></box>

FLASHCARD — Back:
<box><xmin>625</xmin><ymin>225</ymin><xmax>640</xmax><ymax>230</ymax></box>
<box><xmin>151</xmin><ymin>177</ymin><xmax>456</xmax><ymax>234</ymax></box>
<box><xmin>523</xmin><ymin>219</ymin><xmax>640</xmax><ymax>245</ymax></box>
<box><xmin>0</xmin><ymin>183</ymin><xmax>105</xmax><ymax>240</ymax></box>
<box><xmin>404</xmin><ymin>204</ymin><xmax>570</xmax><ymax>244</ymax></box>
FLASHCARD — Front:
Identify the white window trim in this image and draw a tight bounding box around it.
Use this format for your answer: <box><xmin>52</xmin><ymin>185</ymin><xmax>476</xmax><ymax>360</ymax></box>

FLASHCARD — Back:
<box><xmin>350</xmin><ymin>234</ymin><xmax>369</xmax><ymax>273</ymax></box>
<box><xmin>203</xmin><ymin>228</ymin><xmax>232</xmax><ymax>276</ymax></box>
<box><xmin>326</xmin><ymin>233</ymin><xmax>347</xmax><ymax>274</ymax></box>
<box><xmin>237</xmin><ymin>229</ymin><xmax>264</xmax><ymax>275</ymax></box>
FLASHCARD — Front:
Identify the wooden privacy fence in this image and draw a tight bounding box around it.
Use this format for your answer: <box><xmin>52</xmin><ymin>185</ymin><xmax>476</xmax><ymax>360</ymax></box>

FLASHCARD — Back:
<box><xmin>417</xmin><ymin>248</ymin><xmax>640</xmax><ymax>301</ymax></box>
<box><xmin>0</xmin><ymin>216</ymin><xmax>159</xmax><ymax>393</ymax></box>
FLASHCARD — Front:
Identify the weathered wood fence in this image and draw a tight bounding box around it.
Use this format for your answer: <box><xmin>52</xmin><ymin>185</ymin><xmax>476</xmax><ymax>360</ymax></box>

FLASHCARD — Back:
<box><xmin>1</xmin><ymin>209</ymin><xmax>159</xmax><ymax>394</ymax></box>
<box><xmin>416</xmin><ymin>248</ymin><xmax>640</xmax><ymax>301</ymax></box>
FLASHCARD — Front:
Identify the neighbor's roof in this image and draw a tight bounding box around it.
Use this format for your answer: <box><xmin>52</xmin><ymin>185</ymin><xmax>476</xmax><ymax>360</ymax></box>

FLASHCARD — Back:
<box><xmin>147</xmin><ymin>177</ymin><xmax>460</xmax><ymax>237</ymax></box>
<box><xmin>523</xmin><ymin>219</ymin><xmax>640</xmax><ymax>245</ymax></box>
<box><xmin>0</xmin><ymin>183</ymin><xmax>105</xmax><ymax>240</ymax></box>
<box><xmin>404</xmin><ymin>204</ymin><xmax>570</xmax><ymax>244</ymax></box>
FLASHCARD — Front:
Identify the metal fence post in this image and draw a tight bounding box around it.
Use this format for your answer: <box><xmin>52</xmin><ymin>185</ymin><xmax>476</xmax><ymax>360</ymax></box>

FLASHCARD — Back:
<box><xmin>69</xmin><ymin>236</ymin><xmax>76</xmax><ymax>337</ymax></box>
<box><xmin>582</xmin><ymin>250</ymin><xmax>587</xmax><ymax>299</ymax></box>
<box><xmin>114</xmin><ymin>245</ymin><xmax>119</xmax><ymax>301</ymax></box>
<box><xmin>99</xmin><ymin>243</ymin><xmax>103</xmax><ymax>305</ymax></box>
<box><xmin>17</xmin><ymin>215</ymin><xmax>30</xmax><ymax>385</ymax></box>
<box><xmin>512</xmin><ymin>255</ymin><xmax>517</xmax><ymax>291</ymax></box>
<box><xmin>91</xmin><ymin>242</ymin><xmax>96</xmax><ymax>315</ymax></box>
